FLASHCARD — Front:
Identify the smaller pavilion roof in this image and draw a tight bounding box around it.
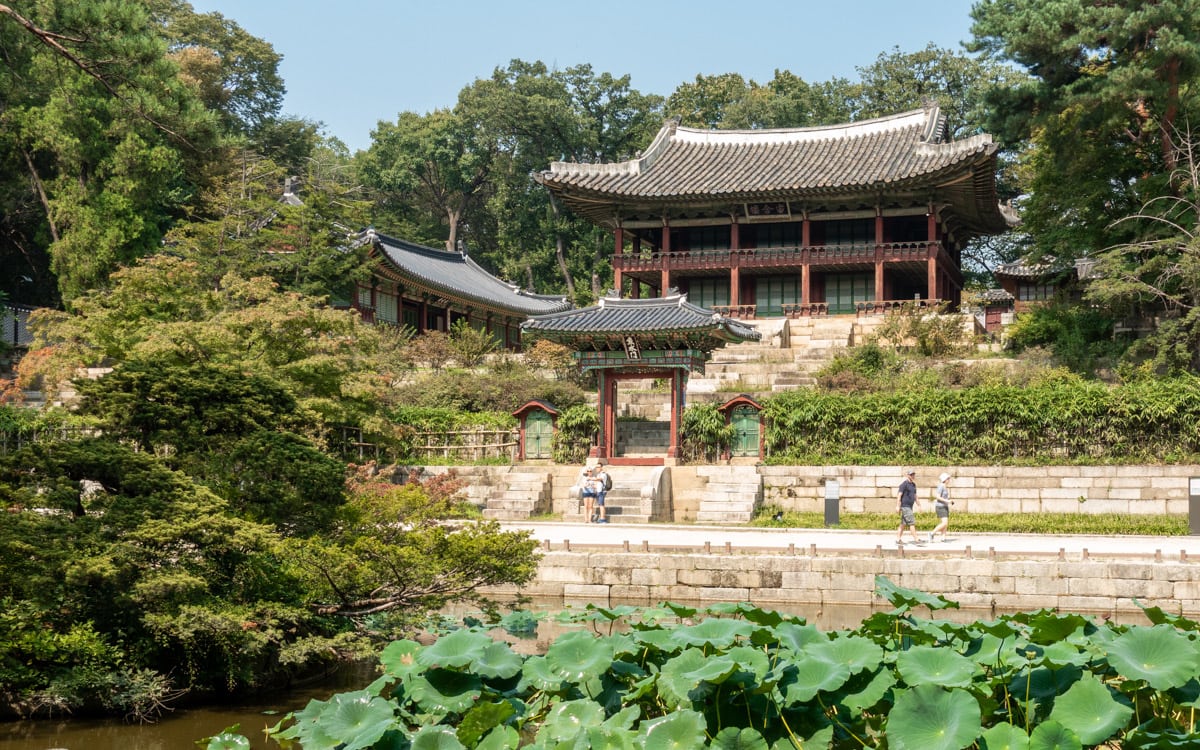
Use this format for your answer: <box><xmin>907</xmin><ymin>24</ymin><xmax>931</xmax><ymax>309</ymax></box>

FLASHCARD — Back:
<box><xmin>522</xmin><ymin>293</ymin><xmax>760</xmax><ymax>352</ymax></box>
<box><xmin>359</xmin><ymin>230</ymin><xmax>571</xmax><ymax>317</ymax></box>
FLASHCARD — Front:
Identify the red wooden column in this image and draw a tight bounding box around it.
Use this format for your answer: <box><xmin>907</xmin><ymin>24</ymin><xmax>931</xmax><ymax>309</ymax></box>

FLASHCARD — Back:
<box><xmin>613</xmin><ymin>228</ymin><xmax>624</xmax><ymax>297</ymax></box>
<box><xmin>594</xmin><ymin>370</ymin><xmax>617</xmax><ymax>459</ymax></box>
<box><xmin>660</xmin><ymin>222</ymin><xmax>672</xmax><ymax>296</ymax></box>
<box><xmin>666</xmin><ymin>368</ymin><xmax>685</xmax><ymax>458</ymax></box>
<box><xmin>926</xmin><ymin>209</ymin><xmax>939</xmax><ymax>301</ymax></box>
<box><xmin>729</xmin><ymin>221</ymin><xmax>740</xmax><ymax>307</ymax></box>
<box><xmin>800</xmin><ymin>218</ymin><xmax>811</xmax><ymax>305</ymax></box>
<box><xmin>874</xmin><ymin>212</ymin><xmax>885</xmax><ymax>304</ymax></box>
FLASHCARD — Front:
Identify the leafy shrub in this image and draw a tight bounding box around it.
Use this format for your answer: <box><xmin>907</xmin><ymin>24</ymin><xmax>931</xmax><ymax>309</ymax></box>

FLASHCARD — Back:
<box><xmin>552</xmin><ymin>404</ymin><xmax>598</xmax><ymax>464</ymax></box>
<box><xmin>401</xmin><ymin>330</ymin><xmax>454</xmax><ymax>371</ymax></box>
<box><xmin>448</xmin><ymin>319</ymin><xmax>498</xmax><ymax>368</ymax></box>
<box><xmin>679</xmin><ymin>403</ymin><xmax>732</xmax><ymax>463</ymax></box>
<box><xmin>392</xmin><ymin>367</ymin><xmax>587</xmax><ymax>414</ymax></box>
<box><xmin>523</xmin><ymin>339</ymin><xmax>575</xmax><ymax>379</ymax></box>
<box><xmin>1007</xmin><ymin>302</ymin><xmax>1125</xmax><ymax>373</ymax></box>
<box><xmin>873</xmin><ymin>301</ymin><xmax>969</xmax><ymax>356</ymax></box>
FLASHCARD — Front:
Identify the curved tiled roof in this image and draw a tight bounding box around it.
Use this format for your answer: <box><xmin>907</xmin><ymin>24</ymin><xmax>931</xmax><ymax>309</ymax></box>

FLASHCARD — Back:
<box><xmin>362</xmin><ymin>230</ymin><xmax>571</xmax><ymax>317</ymax></box>
<box><xmin>535</xmin><ymin>105</ymin><xmax>1012</xmax><ymax>238</ymax></box>
<box><xmin>522</xmin><ymin>293</ymin><xmax>760</xmax><ymax>350</ymax></box>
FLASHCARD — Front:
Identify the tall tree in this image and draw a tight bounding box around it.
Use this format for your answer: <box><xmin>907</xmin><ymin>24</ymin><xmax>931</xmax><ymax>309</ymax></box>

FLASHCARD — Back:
<box><xmin>0</xmin><ymin>1</ymin><xmax>223</xmax><ymax>304</ymax></box>
<box><xmin>448</xmin><ymin>61</ymin><xmax>661</xmax><ymax>298</ymax></box>
<box><xmin>969</xmin><ymin>0</ymin><xmax>1200</xmax><ymax>261</ymax></box>
<box><xmin>359</xmin><ymin>109</ymin><xmax>493</xmax><ymax>253</ymax></box>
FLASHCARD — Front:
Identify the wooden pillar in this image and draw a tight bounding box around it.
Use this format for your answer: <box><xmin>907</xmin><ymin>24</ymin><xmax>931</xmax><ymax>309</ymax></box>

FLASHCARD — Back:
<box><xmin>613</xmin><ymin>228</ymin><xmax>624</xmax><ymax>297</ymax></box>
<box><xmin>927</xmin><ymin>249</ymin><xmax>938</xmax><ymax>301</ymax></box>
<box><xmin>874</xmin><ymin>212</ymin><xmax>885</xmax><ymax>304</ymax></box>
<box><xmin>660</xmin><ymin>221</ymin><xmax>671</xmax><ymax>296</ymax></box>
<box><xmin>801</xmin><ymin>218</ymin><xmax>811</xmax><ymax>305</ymax></box>
<box><xmin>730</xmin><ymin>266</ymin><xmax>740</xmax><ymax>307</ymax></box>
<box><xmin>667</xmin><ymin>369</ymin><xmax>685</xmax><ymax>458</ymax></box>
<box><xmin>632</xmin><ymin>235</ymin><xmax>642</xmax><ymax>299</ymax></box>
<box><xmin>418</xmin><ymin>298</ymin><xmax>427</xmax><ymax>333</ymax></box>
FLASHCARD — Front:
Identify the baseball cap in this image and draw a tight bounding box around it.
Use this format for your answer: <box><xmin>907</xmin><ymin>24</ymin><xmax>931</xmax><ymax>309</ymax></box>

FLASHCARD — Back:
<box><xmin>939</xmin><ymin>472</ymin><xmax>951</xmax><ymax>482</ymax></box>
<box><xmin>905</xmin><ymin>469</ymin><xmax>915</xmax><ymax>476</ymax></box>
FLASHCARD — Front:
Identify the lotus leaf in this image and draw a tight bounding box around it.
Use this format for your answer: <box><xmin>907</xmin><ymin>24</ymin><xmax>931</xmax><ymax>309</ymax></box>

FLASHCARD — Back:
<box><xmin>580</xmin><ymin>724</ymin><xmax>640</xmax><ymax>749</ymax></box>
<box><xmin>545</xmin><ymin>630</ymin><xmax>614</xmax><ymax>683</ymax></box>
<box><xmin>1136</xmin><ymin>601</ymin><xmax>1200</xmax><ymax>632</ymax></box>
<box><xmin>456</xmin><ymin>700</ymin><xmax>516</xmax><ymax>746</ymax></box>
<box><xmin>537</xmin><ymin>698</ymin><xmax>607</xmax><ymax>743</ymax></box>
<box><xmin>1016</xmin><ymin>611</ymin><xmax>1092</xmax><ymax>645</ymax></box>
<box><xmin>896</xmin><ymin>645</ymin><xmax>980</xmax><ymax>688</ymax></box>
<box><xmin>1106</xmin><ymin>624</ymin><xmax>1200</xmax><ymax>690</ymax></box>
<box><xmin>972</xmin><ymin>619</ymin><xmax>1020</xmax><ymax>640</ymax></box>
<box><xmin>886</xmin><ymin>684</ymin><xmax>981</xmax><ymax>750</ymax></box>
<box><xmin>1047</xmin><ymin>672</ymin><xmax>1132</xmax><ymax>745</ymax></box>
<box><xmin>1027</xmin><ymin>720</ymin><xmax>1081</xmax><ymax>750</ymax></box>
<box><xmin>380</xmin><ymin>639</ymin><xmax>423</xmax><ymax>680</ymax></box>
<box><xmin>980</xmin><ymin>722</ymin><xmax>1030</xmax><ymax>750</ymax></box>
<box><xmin>875</xmin><ymin>574</ymin><xmax>959</xmax><ymax>611</ymax></box>
<box><xmin>1122</xmin><ymin>727</ymin><xmax>1200</xmax><ymax>749</ymax></box>
<box><xmin>406</xmin><ymin>668</ymin><xmax>483</xmax><ymax>715</ymax></box>
<box><xmin>518</xmin><ymin>654</ymin><xmax>567</xmax><ymax>692</ymax></box>
<box><xmin>661</xmin><ymin>601</ymin><xmax>699</xmax><ymax>618</ymax></box>
<box><xmin>674</xmin><ymin>618</ymin><xmax>755</xmax><ymax>649</ymax></box>
<box><xmin>658</xmin><ymin>647</ymin><xmax>715</xmax><ymax>708</ymax></box>
<box><xmin>417</xmin><ymin>628</ymin><xmax>492</xmax><ymax>670</ymax></box>
<box><xmin>711</xmin><ymin>726</ymin><xmax>770</xmax><ymax>749</ymax></box>
<box><xmin>773</xmin><ymin>621</ymin><xmax>823</xmax><ymax>652</ymax></box>
<box><xmin>204</xmin><ymin>731</ymin><xmax>250</xmax><ymax>750</ymax></box>
<box><xmin>1038</xmin><ymin>640</ymin><xmax>1088</xmax><ymax>667</ymax></box>
<box><xmin>639</xmin><ymin>708</ymin><xmax>708</xmax><ymax>750</ymax></box>
<box><xmin>837</xmin><ymin>667</ymin><xmax>895</xmax><ymax>715</ymax></box>
<box><xmin>629</xmin><ymin>627</ymin><xmax>683</xmax><ymax>654</ymax></box>
<box><xmin>1010</xmin><ymin>664</ymin><xmax>1083</xmax><ymax>705</ymax></box>
<box><xmin>473</xmin><ymin>640</ymin><xmax>523</xmax><ymax>680</ymax></box>
<box><xmin>725</xmin><ymin>645</ymin><xmax>771</xmax><ymax>681</ymax></box>
<box><xmin>584</xmin><ymin>603</ymin><xmax>642</xmax><ymax>622</ymax></box>
<box><xmin>683</xmin><ymin>652</ymin><xmax>742</xmax><ymax>685</ymax></box>
<box><xmin>499</xmin><ymin>609</ymin><xmax>541</xmax><ymax>637</ymax></box>
<box><xmin>476</xmin><ymin>725</ymin><xmax>521</xmax><ymax>750</ymax></box>
<box><xmin>963</xmin><ymin>633</ymin><xmax>1021</xmax><ymax>670</ymax></box>
<box><xmin>410</xmin><ymin>725</ymin><xmax>466</xmax><ymax>749</ymax></box>
<box><xmin>777</xmin><ymin>639</ymin><xmax>851</xmax><ymax>703</ymax></box>
<box><xmin>827</xmin><ymin>633</ymin><xmax>884</xmax><ymax>674</ymax></box>
<box><xmin>319</xmin><ymin>692</ymin><xmax>401</xmax><ymax>750</ymax></box>
<box><xmin>1170</xmin><ymin>676</ymin><xmax>1200</xmax><ymax>708</ymax></box>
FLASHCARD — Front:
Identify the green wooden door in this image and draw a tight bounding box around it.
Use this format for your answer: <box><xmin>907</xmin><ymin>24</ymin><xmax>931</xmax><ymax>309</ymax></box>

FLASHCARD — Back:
<box><xmin>525</xmin><ymin>411</ymin><xmax>553</xmax><ymax>459</ymax></box>
<box><xmin>730</xmin><ymin>406</ymin><xmax>760</xmax><ymax>457</ymax></box>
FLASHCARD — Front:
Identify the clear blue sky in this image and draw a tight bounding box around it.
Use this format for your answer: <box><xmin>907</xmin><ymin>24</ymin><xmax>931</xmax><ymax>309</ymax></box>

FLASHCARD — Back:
<box><xmin>189</xmin><ymin>0</ymin><xmax>981</xmax><ymax>153</ymax></box>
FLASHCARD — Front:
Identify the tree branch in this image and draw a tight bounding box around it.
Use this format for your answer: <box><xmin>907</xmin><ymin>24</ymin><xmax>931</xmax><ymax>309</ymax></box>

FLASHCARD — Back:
<box><xmin>0</xmin><ymin>4</ymin><xmax>196</xmax><ymax>149</ymax></box>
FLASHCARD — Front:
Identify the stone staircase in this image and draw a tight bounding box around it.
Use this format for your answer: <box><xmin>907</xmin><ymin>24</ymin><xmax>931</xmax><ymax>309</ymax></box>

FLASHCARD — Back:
<box><xmin>479</xmin><ymin>465</ymin><xmax>554</xmax><ymax>520</ymax></box>
<box><xmin>695</xmin><ymin>465</ymin><xmax>763</xmax><ymax>523</ymax></box>
<box><xmin>562</xmin><ymin>465</ymin><xmax>666</xmax><ymax>523</ymax></box>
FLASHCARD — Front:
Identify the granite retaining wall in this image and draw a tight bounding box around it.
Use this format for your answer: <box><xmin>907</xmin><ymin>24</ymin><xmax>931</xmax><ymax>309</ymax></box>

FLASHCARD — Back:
<box><xmin>479</xmin><ymin>548</ymin><xmax>1200</xmax><ymax>620</ymax></box>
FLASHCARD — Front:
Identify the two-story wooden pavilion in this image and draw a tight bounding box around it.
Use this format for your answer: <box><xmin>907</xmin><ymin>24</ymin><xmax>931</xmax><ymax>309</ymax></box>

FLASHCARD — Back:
<box><xmin>535</xmin><ymin>104</ymin><xmax>1014</xmax><ymax>316</ymax></box>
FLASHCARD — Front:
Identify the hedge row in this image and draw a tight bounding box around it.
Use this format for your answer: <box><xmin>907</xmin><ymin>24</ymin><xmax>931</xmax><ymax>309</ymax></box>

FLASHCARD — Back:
<box><xmin>762</xmin><ymin>377</ymin><xmax>1200</xmax><ymax>464</ymax></box>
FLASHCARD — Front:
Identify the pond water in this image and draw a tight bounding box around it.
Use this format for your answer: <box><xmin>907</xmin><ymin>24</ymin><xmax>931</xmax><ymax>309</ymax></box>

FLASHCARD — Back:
<box><xmin>0</xmin><ymin>598</ymin><xmax>1147</xmax><ymax>749</ymax></box>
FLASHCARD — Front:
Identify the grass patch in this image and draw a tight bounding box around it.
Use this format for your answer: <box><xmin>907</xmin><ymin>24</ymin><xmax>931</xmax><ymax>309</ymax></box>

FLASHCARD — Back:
<box><xmin>750</xmin><ymin>509</ymin><xmax>1188</xmax><ymax>536</ymax></box>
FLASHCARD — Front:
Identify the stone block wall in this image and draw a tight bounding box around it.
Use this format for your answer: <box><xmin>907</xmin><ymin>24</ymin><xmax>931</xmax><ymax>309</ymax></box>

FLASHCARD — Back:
<box><xmin>760</xmin><ymin>464</ymin><xmax>1198</xmax><ymax>516</ymax></box>
<box><xmin>479</xmin><ymin>549</ymin><xmax>1200</xmax><ymax>620</ymax></box>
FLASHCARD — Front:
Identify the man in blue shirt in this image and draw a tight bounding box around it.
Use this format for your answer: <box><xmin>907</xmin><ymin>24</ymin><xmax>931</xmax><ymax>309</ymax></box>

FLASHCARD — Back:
<box><xmin>895</xmin><ymin>469</ymin><xmax>923</xmax><ymax>545</ymax></box>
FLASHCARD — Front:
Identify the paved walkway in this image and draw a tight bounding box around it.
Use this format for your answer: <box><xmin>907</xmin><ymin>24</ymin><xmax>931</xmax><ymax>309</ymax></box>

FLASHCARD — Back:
<box><xmin>500</xmin><ymin>521</ymin><xmax>1200</xmax><ymax>560</ymax></box>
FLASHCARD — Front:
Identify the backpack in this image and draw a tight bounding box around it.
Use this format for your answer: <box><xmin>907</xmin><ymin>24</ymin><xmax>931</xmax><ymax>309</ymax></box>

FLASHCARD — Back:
<box><xmin>601</xmin><ymin>471</ymin><xmax>612</xmax><ymax>491</ymax></box>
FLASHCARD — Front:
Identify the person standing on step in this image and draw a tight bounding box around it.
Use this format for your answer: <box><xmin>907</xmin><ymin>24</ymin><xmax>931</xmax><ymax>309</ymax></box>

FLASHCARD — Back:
<box><xmin>896</xmin><ymin>469</ymin><xmax>923</xmax><ymax>545</ymax></box>
<box><xmin>592</xmin><ymin>460</ymin><xmax>610</xmax><ymax>523</ymax></box>
<box><xmin>929</xmin><ymin>472</ymin><xmax>953</xmax><ymax>543</ymax></box>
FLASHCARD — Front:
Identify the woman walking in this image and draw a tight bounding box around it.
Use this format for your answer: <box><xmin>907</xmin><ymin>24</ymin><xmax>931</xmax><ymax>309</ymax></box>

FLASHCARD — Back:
<box><xmin>930</xmin><ymin>472</ymin><xmax>953</xmax><ymax>542</ymax></box>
